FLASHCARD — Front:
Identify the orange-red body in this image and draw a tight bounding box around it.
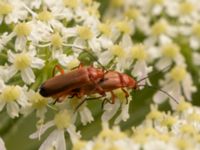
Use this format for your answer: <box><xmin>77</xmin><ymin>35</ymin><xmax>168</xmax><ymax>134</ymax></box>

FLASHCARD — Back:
<box><xmin>39</xmin><ymin>63</ymin><xmax>178</xmax><ymax>107</ymax></box>
<box><xmin>69</xmin><ymin>71</ymin><xmax>137</xmax><ymax>103</ymax></box>
<box><xmin>39</xmin><ymin>65</ymin><xmax>137</xmax><ymax>104</ymax></box>
<box><xmin>39</xmin><ymin>66</ymin><xmax>105</xmax><ymax>101</ymax></box>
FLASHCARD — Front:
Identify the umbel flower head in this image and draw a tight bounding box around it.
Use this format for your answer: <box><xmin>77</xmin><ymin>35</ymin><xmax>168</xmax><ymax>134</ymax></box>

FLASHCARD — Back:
<box><xmin>72</xmin><ymin>101</ymin><xmax>200</xmax><ymax>150</ymax></box>
<box><xmin>0</xmin><ymin>0</ymin><xmax>200</xmax><ymax>149</ymax></box>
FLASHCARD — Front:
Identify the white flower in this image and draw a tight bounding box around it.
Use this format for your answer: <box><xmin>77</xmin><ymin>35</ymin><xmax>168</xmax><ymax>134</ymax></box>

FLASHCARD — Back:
<box><xmin>4</xmin><ymin>22</ymin><xmax>33</xmax><ymax>51</ymax></box>
<box><xmin>73</xmin><ymin>25</ymin><xmax>101</xmax><ymax>53</ymax></box>
<box><xmin>7</xmin><ymin>50</ymin><xmax>44</xmax><ymax>84</ymax></box>
<box><xmin>153</xmin><ymin>66</ymin><xmax>196</xmax><ymax>108</ymax></box>
<box><xmin>144</xmin><ymin>19</ymin><xmax>178</xmax><ymax>46</ymax></box>
<box><xmin>0</xmin><ymin>0</ymin><xmax>28</xmax><ymax>24</ymax></box>
<box><xmin>22</xmin><ymin>89</ymin><xmax>50</xmax><ymax>119</ymax></box>
<box><xmin>30</xmin><ymin>109</ymin><xmax>81</xmax><ymax>150</ymax></box>
<box><xmin>0</xmin><ymin>79</ymin><xmax>29</xmax><ymax>118</ymax></box>
<box><xmin>177</xmin><ymin>0</ymin><xmax>200</xmax><ymax>24</ymax></box>
<box><xmin>154</xmin><ymin>41</ymin><xmax>185</xmax><ymax>70</ymax></box>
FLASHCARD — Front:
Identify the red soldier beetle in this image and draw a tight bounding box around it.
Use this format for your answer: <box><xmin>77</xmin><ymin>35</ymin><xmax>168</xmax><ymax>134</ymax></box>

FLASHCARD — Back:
<box><xmin>39</xmin><ymin>64</ymin><xmax>106</xmax><ymax>102</ymax></box>
<box><xmin>39</xmin><ymin>63</ymin><xmax>178</xmax><ymax>109</ymax></box>
<box><xmin>70</xmin><ymin>69</ymin><xmax>179</xmax><ymax>110</ymax></box>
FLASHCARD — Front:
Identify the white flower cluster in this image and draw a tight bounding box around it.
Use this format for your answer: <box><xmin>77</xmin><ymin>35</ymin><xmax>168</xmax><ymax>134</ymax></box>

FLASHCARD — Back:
<box><xmin>0</xmin><ymin>0</ymin><xmax>200</xmax><ymax>149</ymax></box>
<box><xmin>73</xmin><ymin>100</ymin><xmax>200</xmax><ymax>150</ymax></box>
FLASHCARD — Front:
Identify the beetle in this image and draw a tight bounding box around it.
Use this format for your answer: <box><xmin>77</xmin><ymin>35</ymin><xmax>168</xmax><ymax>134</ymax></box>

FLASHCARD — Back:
<box><xmin>68</xmin><ymin>69</ymin><xmax>178</xmax><ymax>109</ymax></box>
<box><xmin>39</xmin><ymin>64</ymin><xmax>106</xmax><ymax>102</ymax></box>
<box><xmin>69</xmin><ymin>70</ymin><xmax>137</xmax><ymax>104</ymax></box>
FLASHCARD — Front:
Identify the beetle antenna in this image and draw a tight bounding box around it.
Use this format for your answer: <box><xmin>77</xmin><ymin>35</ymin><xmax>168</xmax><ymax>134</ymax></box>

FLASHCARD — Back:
<box><xmin>137</xmin><ymin>64</ymin><xmax>172</xmax><ymax>84</ymax></box>
<box><xmin>63</xmin><ymin>44</ymin><xmax>106</xmax><ymax>70</ymax></box>
<box><xmin>137</xmin><ymin>84</ymin><xmax>179</xmax><ymax>104</ymax></box>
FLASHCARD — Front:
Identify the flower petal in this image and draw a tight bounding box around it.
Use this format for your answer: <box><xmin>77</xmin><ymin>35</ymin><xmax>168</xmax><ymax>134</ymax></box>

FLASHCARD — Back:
<box><xmin>6</xmin><ymin>102</ymin><xmax>19</xmax><ymax>118</ymax></box>
<box><xmin>0</xmin><ymin>137</ymin><xmax>6</xmax><ymax>150</ymax></box>
<box><xmin>39</xmin><ymin>129</ymin><xmax>65</xmax><ymax>150</ymax></box>
<box><xmin>101</xmin><ymin>100</ymin><xmax>120</xmax><ymax>122</ymax></box>
<box><xmin>21</xmin><ymin>68</ymin><xmax>35</xmax><ymax>84</ymax></box>
<box><xmin>80</xmin><ymin>107</ymin><xmax>94</xmax><ymax>125</ymax></box>
<box><xmin>6</xmin><ymin>65</ymin><xmax>18</xmax><ymax>80</ymax></box>
<box><xmin>31</xmin><ymin>57</ymin><xmax>45</xmax><ymax>69</ymax></box>
<box><xmin>29</xmin><ymin>121</ymin><xmax>54</xmax><ymax>139</ymax></box>
<box><xmin>15</xmin><ymin>36</ymin><xmax>27</xmax><ymax>51</ymax></box>
<box><xmin>67</xmin><ymin>125</ymin><xmax>81</xmax><ymax>144</ymax></box>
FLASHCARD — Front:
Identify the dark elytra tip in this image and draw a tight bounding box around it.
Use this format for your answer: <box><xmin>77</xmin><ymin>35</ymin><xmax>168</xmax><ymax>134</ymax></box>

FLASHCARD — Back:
<box><xmin>39</xmin><ymin>84</ymin><xmax>48</xmax><ymax>97</ymax></box>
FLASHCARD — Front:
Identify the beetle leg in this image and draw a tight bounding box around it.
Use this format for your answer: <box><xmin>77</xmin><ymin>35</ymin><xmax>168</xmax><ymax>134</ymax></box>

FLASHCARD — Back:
<box><xmin>68</xmin><ymin>94</ymin><xmax>76</xmax><ymax>99</ymax></box>
<box><xmin>101</xmin><ymin>97</ymin><xmax>112</xmax><ymax>109</ymax></box>
<box><xmin>110</xmin><ymin>91</ymin><xmax>116</xmax><ymax>104</ymax></box>
<box><xmin>52</xmin><ymin>65</ymin><xmax>65</xmax><ymax>76</ymax></box>
<box><xmin>53</xmin><ymin>97</ymin><xmax>61</xmax><ymax>104</ymax></box>
<box><xmin>121</xmin><ymin>88</ymin><xmax>129</xmax><ymax>104</ymax></box>
<box><xmin>75</xmin><ymin>96</ymin><xmax>105</xmax><ymax>111</ymax></box>
<box><xmin>53</xmin><ymin>99</ymin><xmax>58</xmax><ymax>105</ymax></box>
<box><xmin>53</xmin><ymin>96</ymin><xmax>66</xmax><ymax>104</ymax></box>
<box><xmin>75</xmin><ymin>98</ymin><xmax>86</xmax><ymax>111</ymax></box>
<box><xmin>70</xmin><ymin>63</ymin><xmax>84</xmax><ymax>70</ymax></box>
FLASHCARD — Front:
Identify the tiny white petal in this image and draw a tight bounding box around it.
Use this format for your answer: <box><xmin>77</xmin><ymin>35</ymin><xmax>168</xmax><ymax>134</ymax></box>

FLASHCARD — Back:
<box><xmin>29</xmin><ymin>121</ymin><xmax>54</xmax><ymax>139</ymax></box>
<box><xmin>182</xmin><ymin>74</ymin><xmax>196</xmax><ymax>101</ymax></box>
<box><xmin>0</xmin><ymin>79</ymin><xmax>5</xmax><ymax>91</ymax></box>
<box><xmin>114</xmin><ymin>103</ymin><xmax>130</xmax><ymax>124</ymax></box>
<box><xmin>17</xmin><ymin>87</ymin><xmax>29</xmax><ymax>107</ymax></box>
<box><xmin>31</xmin><ymin>57</ymin><xmax>45</xmax><ymax>69</ymax></box>
<box><xmin>15</xmin><ymin>36</ymin><xmax>27</xmax><ymax>51</ymax></box>
<box><xmin>39</xmin><ymin>129</ymin><xmax>65</xmax><ymax>150</ymax></box>
<box><xmin>98</xmin><ymin>36</ymin><xmax>113</xmax><ymax>49</ymax></box>
<box><xmin>21</xmin><ymin>68</ymin><xmax>35</xmax><ymax>84</ymax></box>
<box><xmin>152</xmin><ymin>5</ymin><xmax>162</xmax><ymax>15</ymax></box>
<box><xmin>99</xmin><ymin>51</ymin><xmax>113</xmax><ymax>66</ymax></box>
<box><xmin>88</xmin><ymin>38</ymin><xmax>101</xmax><ymax>52</ymax></box>
<box><xmin>102</xmin><ymin>101</ymin><xmax>120</xmax><ymax>122</ymax></box>
<box><xmin>6</xmin><ymin>102</ymin><xmax>19</xmax><ymax>118</ymax></box>
<box><xmin>6</xmin><ymin>65</ymin><xmax>18</xmax><ymax>80</ymax></box>
<box><xmin>80</xmin><ymin>107</ymin><xmax>94</xmax><ymax>125</ymax></box>
<box><xmin>121</xmin><ymin>34</ymin><xmax>133</xmax><ymax>48</ymax></box>
<box><xmin>155</xmin><ymin>58</ymin><xmax>172</xmax><ymax>70</ymax></box>
<box><xmin>0</xmin><ymin>137</ymin><xmax>6</xmax><ymax>150</ymax></box>
<box><xmin>67</xmin><ymin>125</ymin><xmax>81</xmax><ymax>144</ymax></box>
<box><xmin>190</xmin><ymin>37</ymin><xmax>200</xmax><ymax>50</ymax></box>
<box><xmin>57</xmin><ymin>130</ymin><xmax>66</xmax><ymax>150</ymax></box>
<box><xmin>153</xmin><ymin>91</ymin><xmax>168</xmax><ymax>104</ymax></box>
<box><xmin>7</xmin><ymin>50</ymin><xmax>15</xmax><ymax>63</ymax></box>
